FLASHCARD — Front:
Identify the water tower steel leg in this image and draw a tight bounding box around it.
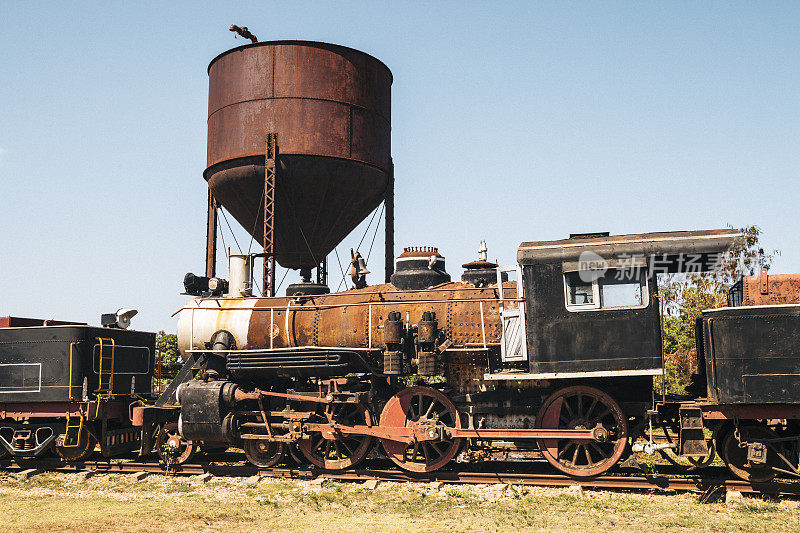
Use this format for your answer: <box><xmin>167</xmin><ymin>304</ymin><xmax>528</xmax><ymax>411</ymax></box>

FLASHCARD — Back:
<box><xmin>263</xmin><ymin>134</ymin><xmax>278</xmax><ymax>297</ymax></box>
<box><xmin>317</xmin><ymin>257</ymin><xmax>328</xmax><ymax>286</ymax></box>
<box><xmin>384</xmin><ymin>160</ymin><xmax>395</xmax><ymax>284</ymax></box>
<box><xmin>205</xmin><ymin>190</ymin><xmax>218</xmax><ymax>278</ymax></box>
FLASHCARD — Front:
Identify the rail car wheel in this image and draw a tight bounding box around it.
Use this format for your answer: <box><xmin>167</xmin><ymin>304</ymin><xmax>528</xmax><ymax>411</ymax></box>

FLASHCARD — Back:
<box><xmin>379</xmin><ymin>387</ymin><xmax>463</xmax><ymax>473</ymax></box>
<box><xmin>536</xmin><ymin>386</ymin><xmax>628</xmax><ymax>477</ymax></box>
<box><xmin>299</xmin><ymin>402</ymin><xmax>374</xmax><ymax>470</ymax></box>
<box><xmin>155</xmin><ymin>423</ymin><xmax>195</xmax><ymax>466</ymax></box>
<box><xmin>55</xmin><ymin>429</ymin><xmax>96</xmax><ymax>462</ymax></box>
<box><xmin>243</xmin><ymin>440</ymin><xmax>286</xmax><ymax>468</ymax></box>
<box><xmin>721</xmin><ymin>425</ymin><xmax>783</xmax><ymax>482</ymax></box>
<box><xmin>656</xmin><ymin>417</ymin><xmax>716</xmax><ymax>471</ymax></box>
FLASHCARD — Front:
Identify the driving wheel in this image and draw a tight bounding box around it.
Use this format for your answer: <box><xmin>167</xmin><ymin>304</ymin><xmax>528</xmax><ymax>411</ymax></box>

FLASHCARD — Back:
<box><xmin>379</xmin><ymin>387</ymin><xmax>463</xmax><ymax>473</ymax></box>
<box><xmin>537</xmin><ymin>385</ymin><xmax>628</xmax><ymax>477</ymax></box>
<box><xmin>298</xmin><ymin>401</ymin><xmax>374</xmax><ymax>470</ymax></box>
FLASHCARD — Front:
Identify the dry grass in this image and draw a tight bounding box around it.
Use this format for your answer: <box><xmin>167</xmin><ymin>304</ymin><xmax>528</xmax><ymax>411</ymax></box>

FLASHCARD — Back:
<box><xmin>0</xmin><ymin>470</ymin><xmax>798</xmax><ymax>532</ymax></box>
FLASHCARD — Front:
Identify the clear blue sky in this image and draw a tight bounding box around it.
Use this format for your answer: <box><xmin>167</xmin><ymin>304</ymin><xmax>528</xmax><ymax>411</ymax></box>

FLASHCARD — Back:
<box><xmin>1</xmin><ymin>2</ymin><xmax>798</xmax><ymax>332</ymax></box>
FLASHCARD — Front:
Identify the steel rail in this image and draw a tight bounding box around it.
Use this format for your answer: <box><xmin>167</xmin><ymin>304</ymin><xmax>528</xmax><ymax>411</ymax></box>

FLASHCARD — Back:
<box><xmin>2</xmin><ymin>459</ymin><xmax>799</xmax><ymax>496</ymax></box>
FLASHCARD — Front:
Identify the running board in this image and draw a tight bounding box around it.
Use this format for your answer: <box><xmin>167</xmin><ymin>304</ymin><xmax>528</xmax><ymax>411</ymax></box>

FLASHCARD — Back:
<box><xmin>484</xmin><ymin>368</ymin><xmax>664</xmax><ymax>381</ymax></box>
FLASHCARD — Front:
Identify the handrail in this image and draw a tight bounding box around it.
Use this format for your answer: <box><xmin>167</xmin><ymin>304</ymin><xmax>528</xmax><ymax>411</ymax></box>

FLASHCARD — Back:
<box><xmin>171</xmin><ymin>296</ymin><xmax>523</xmax><ymax>317</ymax></box>
<box><xmin>68</xmin><ymin>342</ymin><xmax>78</xmax><ymax>401</ymax></box>
<box><xmin>157</xmin><ymin>344</ymin><xmax>163</xmax><ymax>393</ymax></box>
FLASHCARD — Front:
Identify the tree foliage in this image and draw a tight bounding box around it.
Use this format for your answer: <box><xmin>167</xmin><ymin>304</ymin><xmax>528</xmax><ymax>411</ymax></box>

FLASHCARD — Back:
<box><xmin>155</xmin><ymin>330</ymin><xmax>181</xmax><ymax>377</ymax></box>
<box><xmin>659</xmin><ymin>225</ymin><xmax>779</xmax><ymax>393</ymax></box>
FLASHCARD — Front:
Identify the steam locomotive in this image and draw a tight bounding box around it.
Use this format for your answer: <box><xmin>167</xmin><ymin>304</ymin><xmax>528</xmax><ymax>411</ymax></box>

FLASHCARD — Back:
<box><xmin>129</xmin><ymin>227</ymin><xmax>800</xmax><ymax>481</ymax></box>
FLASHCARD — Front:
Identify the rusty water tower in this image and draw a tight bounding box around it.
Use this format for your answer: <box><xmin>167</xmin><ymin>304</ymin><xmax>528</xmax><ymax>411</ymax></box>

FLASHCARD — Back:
<box><xmin>204</xmin><ymin>40</ymin><xmax>393</xmax><ymax>296</ymax></box>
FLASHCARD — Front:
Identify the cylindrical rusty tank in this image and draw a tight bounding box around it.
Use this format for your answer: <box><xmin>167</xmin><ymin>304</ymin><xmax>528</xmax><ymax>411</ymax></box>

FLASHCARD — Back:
<box><xmin>177</xmin><ymin>282</ymin><xmax>514</xmax><ymax>354</ymax></box>
<box><xmin>205</xmin><ymin>41</ymin><xmax>392</xmax><ymax>270</ymax></box>
<box><xmin>176</xmin><ymin>281</ymin><xmax>517</xmax><ymax>391</ymax></box>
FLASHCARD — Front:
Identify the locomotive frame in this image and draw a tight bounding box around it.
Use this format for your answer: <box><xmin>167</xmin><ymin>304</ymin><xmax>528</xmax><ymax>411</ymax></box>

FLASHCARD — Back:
<box><xmin>130</xmin><ymin>226</ymin><xmax>800</xmax><ymax>481</ymax></box>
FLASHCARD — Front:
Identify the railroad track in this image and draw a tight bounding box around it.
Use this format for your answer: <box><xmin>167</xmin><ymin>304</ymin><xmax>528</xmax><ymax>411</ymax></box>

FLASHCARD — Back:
<box><xmin>2</xmin><ymin>458</ymin><xmax>799</xmax><ymax>497</ymax></box>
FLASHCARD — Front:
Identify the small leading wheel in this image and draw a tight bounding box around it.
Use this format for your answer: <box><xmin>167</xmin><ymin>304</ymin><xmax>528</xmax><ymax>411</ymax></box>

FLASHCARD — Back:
<box><xmin>721</xmin><ymin>425</ymin><xmax>782</xmax><ymax>482</ymax></box>
<box><xmin>536</xmin><ymin>385</ymin><xmax>628</xmax><ymax>477</ymax></box>
<box><xmin>299</xmin><ymin>402</ymin><xmax>374</xmax><ymax>471</ymax></box>
<box><xmin>56</xmin><ymin>428</ymin><xmax>96</xmax><ymax>462</ymax></box>
<box><xmin>379</xmin><ymin>387</ymin><xmax>463</xmax><ymax>473</ymax></box>
<box><xmin>243</xmin><ymin>440</ymin><xmax>286</xmax><ymax>468</ymax></box>
<box><xmin>656</xmin><ymin>417</ymin><xmax>716</xmax><ymax>471</ymax></box>
<box><xmin>156</xmin><ymin>422</ymin><xmax>196</xmax><ymax>466</ymax></box>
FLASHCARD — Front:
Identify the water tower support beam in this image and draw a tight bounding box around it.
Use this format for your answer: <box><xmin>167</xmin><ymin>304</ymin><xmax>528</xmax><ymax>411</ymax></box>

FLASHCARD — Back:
<box><xmin>384</xmin><ymin>160</ymin><xmax>395</xmax><ymax>283</ymax></box>
<box><xmin>205</xmin><ymin>190</ymin><xmax>218</xmax><ymax>278</ymax></box>
<box><xmin>317</xmin><ymin>258</ymin><xmax>328</xmax><ymax>286</ymax></box>
<box><xmin>263</xmin><ymin>134</ymin><xmax>278</xmax><ymax>297</ymax></box>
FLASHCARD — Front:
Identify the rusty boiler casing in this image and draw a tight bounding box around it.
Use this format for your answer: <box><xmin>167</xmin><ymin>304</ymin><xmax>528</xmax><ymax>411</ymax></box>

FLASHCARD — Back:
<box><xmin>177</xmin><ymin>282</ymin><xmax>517</xmax><ymax>389</ymax></box>
<box><xmin>205</xmin><ymin>41</ymin><xmax>392</xmax><ymax>270</ymax></box>
<box><xmin>731</xmin><ymin>270</ymin><xmax>800</xmax><ymax>306</ymax></box>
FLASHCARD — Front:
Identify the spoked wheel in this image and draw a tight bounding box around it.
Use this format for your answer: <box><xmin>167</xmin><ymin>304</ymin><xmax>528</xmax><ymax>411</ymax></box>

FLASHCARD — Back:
<box><xmin>243</xmin><ymin>440</ymin><xmax>286</xmax><ymax>468</ymax></box>
<box><xmin>298</xmin><ymin>402</ymin><xmax>374</xmax><ymax>470</ymax></box>
<box><xmin>721</xmin><ymin>424</ymin><xmax>786</xmax><ymax>482</ymax></box>
<box><xmin>379</xmin><ymin>387</ymin><xmax>463</xmax><ymax>473</ymax></box>
<box><xmin>55</xmin><ymin>428</ymin><xmax>96</xmax><ymax>462</ymax></box>
<box><xmin>537</xmin><ymin>385</ymin><xmax>628</xmax><ymax>477</ymax></box>
<box><xmin>155</xmin><ymin>422</ymin><xmax>196</xmax><ymax>466</ymax></box>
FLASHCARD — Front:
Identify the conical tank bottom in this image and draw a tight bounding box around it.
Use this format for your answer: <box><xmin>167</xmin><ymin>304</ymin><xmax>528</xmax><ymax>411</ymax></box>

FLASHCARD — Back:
<box><xmin>206</xmin><ymin>154</ymin><xmax>388</xmax><ymax>270</ymax></box>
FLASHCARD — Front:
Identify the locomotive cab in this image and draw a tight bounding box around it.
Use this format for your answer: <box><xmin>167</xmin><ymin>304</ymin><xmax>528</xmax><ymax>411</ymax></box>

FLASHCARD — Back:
<box><xmin>494</xmin><ymin>229</ymin><xmax>743</xmax><ymax>380</ymax></box>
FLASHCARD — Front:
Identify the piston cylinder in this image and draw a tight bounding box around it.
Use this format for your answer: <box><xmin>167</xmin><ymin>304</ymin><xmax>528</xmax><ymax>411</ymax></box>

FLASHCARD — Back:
<box><xmin>418</xmin><ymin>311</ymin><xmax>438</xmax><ymax>345</ymax></box>
<box><xmin>383</xmin><ymin>311</ymin><xmax>404</xmax><ymax>346</ymax></box>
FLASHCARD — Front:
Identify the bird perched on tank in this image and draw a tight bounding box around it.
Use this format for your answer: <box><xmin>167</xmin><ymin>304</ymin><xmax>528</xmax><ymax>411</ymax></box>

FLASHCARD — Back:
<box><xmin>229</xmin><ymin>25</ymin><xmax>258</xmax><ymax>43</ymax></box>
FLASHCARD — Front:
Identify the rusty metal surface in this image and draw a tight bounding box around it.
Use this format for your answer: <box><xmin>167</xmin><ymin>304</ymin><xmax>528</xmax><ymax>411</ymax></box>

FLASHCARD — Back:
<box><xmin>742</xmin><ymin>271</ymin><xmax>800</xmax><ymax>306</ymax></box>
<box><xmin>205</xmin><ymin>191</ymin><xmax>218</xmax><ymax>278</ymax></box>
<box><xmin>242</xmin><ymin>281</ymin><xmax>516</xmax><ymax>351</ymax></box>
<box><xmin>207</xmin><ymin>41</ymin><xmax>391</xmax><ymax>167</ymax></box>
<box><xmin>205</xmin><ymin>41</ymin><xmax>392</xmax><ymax>270</ymax></box>
<box><xmin>178</xmin><ymin>281</ymin><xmax>518</xmax><ymax>393</ymax></box>
<box><xmin>0</xmin><ymin>401</ymin><xmax>127</xmax><ymax>420</ymax></box>
<box><xmin>396</xmin><ymin>246</ymin><xmax>443</xmax><ymax>258</ymax></box>
<box><xmin>699</xmin><ymin>403</ymin><xmax>800</xmax><ymax>420</ymax></box>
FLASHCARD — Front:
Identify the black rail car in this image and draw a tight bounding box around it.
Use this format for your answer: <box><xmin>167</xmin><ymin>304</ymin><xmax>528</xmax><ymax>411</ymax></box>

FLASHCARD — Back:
<box><xmin>0</xmin><ymin>317</ymin><xmax>155</xmax><ymax>461</ymax></box>
<box><xmin>674</xmin><ymin>304</ymin><xmax>800</xmax><ymax>482</ymax></box>
<box><xmin>699</xmin><ymin>305</ymin><xmax>800</xmax><ymax>404</ymax></box>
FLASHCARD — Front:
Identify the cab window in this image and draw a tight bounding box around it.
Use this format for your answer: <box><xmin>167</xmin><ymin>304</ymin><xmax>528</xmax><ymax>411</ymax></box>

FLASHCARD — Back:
<box><xmin>564</xmin><ymin>269</ymin><xmax>648</xmax><ymax>311</ymax></box>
